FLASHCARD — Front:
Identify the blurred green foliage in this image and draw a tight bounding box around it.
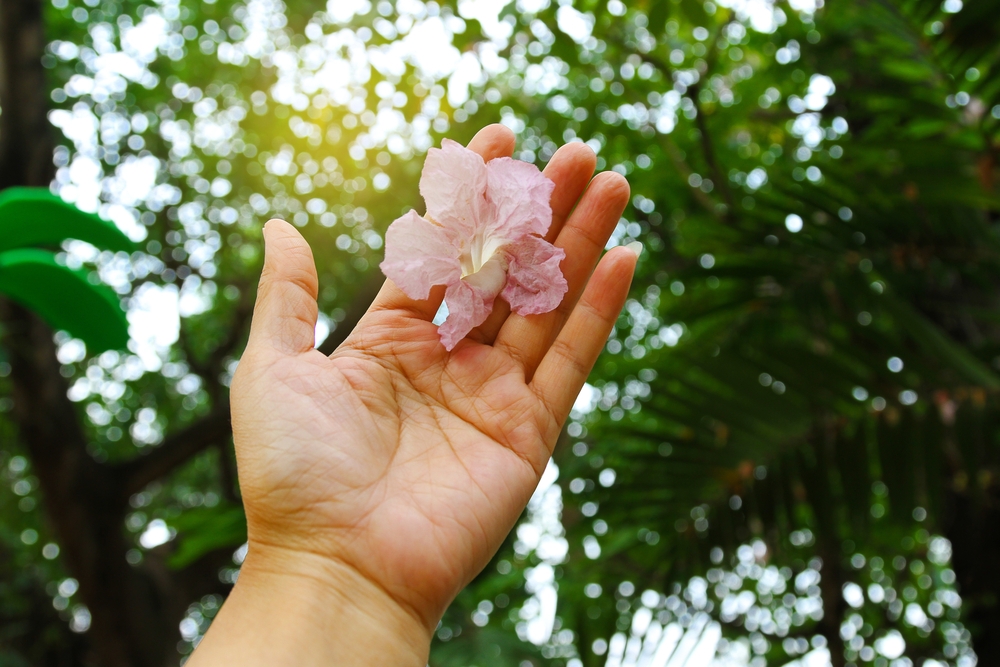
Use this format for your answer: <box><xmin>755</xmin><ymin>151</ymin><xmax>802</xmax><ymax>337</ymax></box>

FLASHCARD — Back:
<box><xmin>2</xmin><ymin>0</ymin><xmax>999</xmax><ymax>664</ymax></box>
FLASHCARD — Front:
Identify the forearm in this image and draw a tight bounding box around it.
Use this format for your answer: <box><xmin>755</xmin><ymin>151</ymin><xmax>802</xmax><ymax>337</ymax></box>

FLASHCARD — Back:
<box><xmin>186</xmin><ymin>544</ymin><xmax>431</xmax><ymax>667</ymax></box>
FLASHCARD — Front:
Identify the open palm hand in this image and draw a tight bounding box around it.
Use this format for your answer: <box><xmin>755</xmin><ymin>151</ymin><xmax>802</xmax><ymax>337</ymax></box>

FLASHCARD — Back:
<box><xmin>230</xmin><ymin>125</ymin><xmax>636</xmax><ymax>636</ymax></box>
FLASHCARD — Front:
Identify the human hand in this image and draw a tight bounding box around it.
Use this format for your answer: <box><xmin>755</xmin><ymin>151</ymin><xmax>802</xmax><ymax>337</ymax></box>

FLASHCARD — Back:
<box><xmin>189</xmin><ymin>125</ymin><xmax>635</xmax><ymax>666</ymax></box>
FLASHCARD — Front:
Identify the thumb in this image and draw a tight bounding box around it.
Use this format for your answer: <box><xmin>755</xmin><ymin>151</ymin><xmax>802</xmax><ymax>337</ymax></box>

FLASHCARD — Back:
<box><xmin>246</xmin><ymin>219</ymin><xmax>319</xmax><ymax>356</ymax></box>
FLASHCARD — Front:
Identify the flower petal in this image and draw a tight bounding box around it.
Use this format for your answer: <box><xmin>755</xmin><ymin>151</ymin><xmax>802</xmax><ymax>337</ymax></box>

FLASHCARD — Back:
<box><xmin>380</xmin><ymin>210</ymin><xmax>462</xmax><ymax>301</ymax></box>
<box><xmin>501</xmin><ymin>235</ymin><xmax>567</xmax><ymax>316</ymax></box>
<box><xmin>438</xmin><ymin>269</ymin><xmax>503</xmax><ymax>350</ymax></box>
<box><xmin>486</xmin><ymin>157</ymin><xmax>555</xmax><ymax>240</ymax></box>
<box><xmin>419</xmin><ymin>139</ymin><xmax>489</xmax><ymax>237</ymax></box>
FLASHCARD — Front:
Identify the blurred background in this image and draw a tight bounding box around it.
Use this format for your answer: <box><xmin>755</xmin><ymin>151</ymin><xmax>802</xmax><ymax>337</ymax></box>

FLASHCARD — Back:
<box><xmin>0</xmin><ymin>0</ymin><xmax>998</xmax><ymax>665</ymax></box>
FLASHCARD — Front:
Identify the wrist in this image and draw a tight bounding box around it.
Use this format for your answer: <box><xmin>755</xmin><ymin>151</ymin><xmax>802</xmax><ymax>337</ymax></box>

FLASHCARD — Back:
<box><xmin>188</xmin><ymin>542</ymin><xmax>431</xmax><ymax>667</ymax></box>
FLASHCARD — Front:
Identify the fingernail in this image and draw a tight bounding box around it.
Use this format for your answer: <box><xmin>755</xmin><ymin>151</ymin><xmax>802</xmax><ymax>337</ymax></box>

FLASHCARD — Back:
<box><xmin>625</xmin><ymin>241</ymin><xmax>643</xmax><ymax>257</ymax></box>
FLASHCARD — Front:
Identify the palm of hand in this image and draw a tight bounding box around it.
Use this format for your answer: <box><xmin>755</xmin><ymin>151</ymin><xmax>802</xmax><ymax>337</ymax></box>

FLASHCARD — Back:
<box><xmin>231</xmin><ymin>125</ymin><xmax>635</xmax><ymax>631</ymax></box>
<box><xmin>237</xmin><ymin>312</ymin><xmax>556</xmax><ymax>624</ymax></box>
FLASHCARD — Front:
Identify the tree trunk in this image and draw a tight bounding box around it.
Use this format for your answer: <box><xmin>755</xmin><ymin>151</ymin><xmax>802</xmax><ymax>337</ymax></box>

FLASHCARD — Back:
<box><xmin>0</xmin><ymin>300</ymin><xmax>197</xmax><ymax>667</ymax></box>
<box><xmin>0</xmin><ymin>1</ymin><xmax>234</xmax><ymax>665</ymax></box>
<box><xmin>0</xmin><ymin>0</ymin><xmax>51</xmax><ymax>187</ymax></box>
<box><xmin>0</xmin><ymin>0</ymin><xmax>393</xmax><ymax>662</ymax></box>
<box><xmin>798</xmin><ymin>440</ymin><xmax>847</xmax><ymax>667</ymax></box>
<box><xmin>945</xmin><ymin>486</ymin><xmax>1000</xmax><ymax>666</ymax></box>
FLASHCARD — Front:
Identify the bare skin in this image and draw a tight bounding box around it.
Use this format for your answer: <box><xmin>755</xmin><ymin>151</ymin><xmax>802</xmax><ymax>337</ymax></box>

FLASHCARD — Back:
<box><xmin>186</xmin><ymin>124</ymin><xmax>636</xmax><ymax>666</ymax></box>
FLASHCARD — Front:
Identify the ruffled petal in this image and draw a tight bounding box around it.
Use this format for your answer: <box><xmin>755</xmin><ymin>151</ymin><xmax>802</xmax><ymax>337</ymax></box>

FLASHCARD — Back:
<box><xmin>419</xmin><ymin>139</ymin><xmax>489</xmax><ymax>237</ymax></box>
<box><xmin>486</xmin><ymin>157</ymin><xmax>555</xmax><ymax>241</ymax></box>
<box><xmin>380</xmin><ymin>210</ymin><xmax>462</xmax><ymax>301</ymax></box>
<box><xmin>501</xmin><ymin>235</ymin><xmax>567</xmax><ymax>316</ymax></box>
<box><xmin>437</xmin><ymin>254</ymin><xmax>508</xmax><ymax>350</ymax></box>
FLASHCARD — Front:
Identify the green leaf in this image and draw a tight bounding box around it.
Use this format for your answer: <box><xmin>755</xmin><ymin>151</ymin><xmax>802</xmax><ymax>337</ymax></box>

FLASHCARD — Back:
<box><xmin>882</xmin><ymin>295</ymin><xmax>1000</xmax><ymax>389</ymax></box>
<box><xmin>0</xmin><ymin>249</ymin><xmax>128</xmax><ymax>352</ymax></box>
<box><xmin>167</xmin><ymin>504</ymin><xmax>247</xmax><ymax>569</ymax></box>
<box><xmin>0</xmin><ymin>187</ymin><xmax>135</xmax><ymax>254</ymax></box>
<box><xmin>646</xmin><ymin>0</ymin><xmax>669</xmax><ymax>34</ymax></box>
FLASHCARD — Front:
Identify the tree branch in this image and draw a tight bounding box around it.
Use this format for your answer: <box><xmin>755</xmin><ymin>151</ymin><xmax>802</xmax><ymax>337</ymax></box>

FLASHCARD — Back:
<box><xmin>317</xmin><ymin>272</ymin><xmax>383</xmax><ymax>355</ymax></box>
<box><xmin>611</xmin><ymin>26</ymin><xmax>737</xmax><ymax>217</ymax></box>
<box><xmin>688</xmin><ymin>80</ymin><xmax>736</xmax><ymax>213</ymax></box>
<box><xmin>661</xmin><ymin>134</ymin><xmax>727</xmax><ymax>220</ymax></box>
<box><xmin>117</xmin><ymin>271</ymin><xmax>385</xmax><ymax>496</ymax></box>
<box><xmin>117</xmin><ymin>406</ymin><xmax>232</xmax><ymax>498</ymax></box>
<box><xmin>217</xmin><ymin>439</ymin><xmax>239</xmax><ymax>503</ymax></box>
<box><xmin>178</xmin><ymin>286</ymin><xmax>254</xmax><ymax>401</ymax></box>
<box><xmin>680</xmin><ymin>18</ymin><xmax>736</xmax><ymax>214</ymax></box>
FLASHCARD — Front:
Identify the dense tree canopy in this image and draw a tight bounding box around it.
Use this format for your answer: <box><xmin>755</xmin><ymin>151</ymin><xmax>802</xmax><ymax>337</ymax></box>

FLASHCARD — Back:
<box><xmin>1</xmin><ymin>0</ymin><xmax>999</xmax><ymax>665</ymax></box>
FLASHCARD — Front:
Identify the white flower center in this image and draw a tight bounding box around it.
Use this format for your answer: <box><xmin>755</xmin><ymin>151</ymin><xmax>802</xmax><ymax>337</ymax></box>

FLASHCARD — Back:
<box><xmin>461</xmin><ymin>230</ymin><xmax>509</xmax><ymax>278</ymax></box>
<box><xmin>462</xmin><ymin>251</ymin><xmax>508</xmax><ymax>297</ymax></box>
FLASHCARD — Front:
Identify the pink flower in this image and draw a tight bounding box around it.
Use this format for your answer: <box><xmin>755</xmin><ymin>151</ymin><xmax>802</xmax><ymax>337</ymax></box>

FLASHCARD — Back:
<box><xmin>380</xmin><ymin>139</ymin><xmax>568</xmax><ymax>350</ymax></box>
